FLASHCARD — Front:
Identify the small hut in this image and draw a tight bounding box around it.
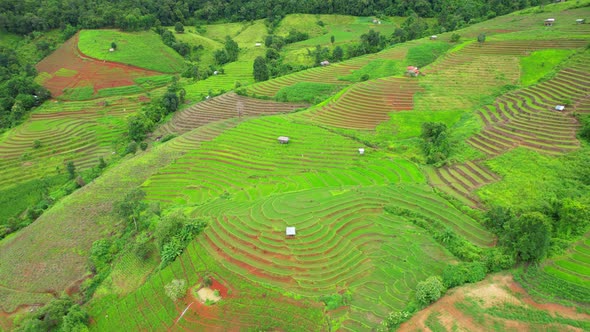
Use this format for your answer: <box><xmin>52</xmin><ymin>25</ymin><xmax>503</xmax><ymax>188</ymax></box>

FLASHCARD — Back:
<box><xmin>555</xmin><ymin>105</ymin><xmax>565</xmax><ymax>111</ymax></box>
<box><xmin>255</xmin><ymin>42</ymin><xmax>262</xmax><ymax>47</ymax></box>
<box><xmin>406</xmin><ymin>66</ymin><xmax>420</xmax><ymax>77</ymax></box>
<box><xmin>213</xmin><ymin>70</ymin><xmax>219</xmax><ymax>75</ymax></box>
<box><xmin>278</xmin><ymin>136</ymin><xmax>290</xmax><ymax>144</ymax></box>
<box><xmin>286</xmin><ymin>227</ymin><xmax>296</xmax><ymax>236</ymax></box>
<box><xmin>320</xmin><ymin>60</ymin><xmax>330</xmax><ymax>66</ymax></box>
<box><xmin>358</xmin><ymin>148</ymin><xmax>365</xmax><ymax>155</ymax></box>
<box><xmin>109</xmin><ymin>48</ymin><xmax>115</xmax><ymax>52</ymax></box>
<box><xmin>576</xmin><ymin>19</ymin><xmax>586</xmax><ymax>24</ymax></box>
<box><xmin>430</xmin><ymin>35</ymin><xmax>438</xmax><ymax>40</ymax></box>
<box><xmin>544</xmin><ymin>18</ymin><xmax>555</xmax><ymax>26</ymax></box>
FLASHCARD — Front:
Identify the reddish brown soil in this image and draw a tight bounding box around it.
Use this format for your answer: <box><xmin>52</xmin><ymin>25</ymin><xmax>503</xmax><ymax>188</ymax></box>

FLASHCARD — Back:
<box><xmin>399</xmin><ymin>273</ymin><xmax>590</xmax><ymax>332</ymax></box>
<box><xmin>36</xmin><ymin>33</ymin><xmax>162</xmax><ymax>97</ymax></box>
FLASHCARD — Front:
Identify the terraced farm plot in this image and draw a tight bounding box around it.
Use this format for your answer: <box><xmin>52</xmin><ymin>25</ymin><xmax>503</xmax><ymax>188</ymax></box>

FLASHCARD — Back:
<box><xmin>425</xmin><ymin>160</ymin><xmax>500</xmax><ymax>208</ymax></box>
<box><xmin>302</xmin><ymin>77</ymin><xmax>423</xmax><ymax>129</ymax></box>
<box><xmin>36</xmin><ymin>34</ymin><xmax>162</xmax><ymax>98</ymax></box>
<box><xmin>156</xmin><ymin>92</ymin><xmax>309</xmax><ymax>136</ymax></box>
<box><xmin>468</xmin><ymin>52</ymin><xmax>590</xmax><ymax>157</ymax></box>
<box><xmin>192</xmin><ymin>184</ymin><xmax>492</xmax><ymax>329</ymax></box>
<box><xmin>0</xmin><ymin>98</ymin><xmax>141</xmax><ymax>189</ymax></box>
<box><xmin>245</xmin><ymin>46</ymin><xmax>408</xmax><ymax>98</ymax></box>
<box><xmin>144</xmin><ymin>116</ymin><xmax>425</xmax><ymax>205</ymax></box>
<box><xmin>92</xmin><ymin>239</ymin><xmax>326</xmax><ymax>331</ymax></box>
<box><xmin>544</xmin><ymin>236</ymin><xmax>590</xmax><ymax>291</ymax></box>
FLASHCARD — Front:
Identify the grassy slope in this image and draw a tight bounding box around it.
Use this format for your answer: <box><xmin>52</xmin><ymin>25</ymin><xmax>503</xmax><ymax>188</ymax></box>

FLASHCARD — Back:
<box><xmin>78</xmin><ymin>30</ymin><xmax>184</xmax><ymax>73</ymax></box>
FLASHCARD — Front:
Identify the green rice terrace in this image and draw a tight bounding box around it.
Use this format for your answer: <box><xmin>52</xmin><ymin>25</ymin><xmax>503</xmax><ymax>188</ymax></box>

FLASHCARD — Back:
<box><xmin>0</xmin><ymin>0</ymin><xmax>590</xmax><ymax>331</ymax></box>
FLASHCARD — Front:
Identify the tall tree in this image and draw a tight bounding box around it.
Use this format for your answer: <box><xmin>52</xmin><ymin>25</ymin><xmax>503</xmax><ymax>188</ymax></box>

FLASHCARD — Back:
<box><xmin>503</xmin><ymin>212</ymin><xmax>552</xmax><ymax>262</ymax></box>
<box><xmin>253</xmin><ymin>56</ymin><xmax>269</xmax><ymax>82</ymax></box>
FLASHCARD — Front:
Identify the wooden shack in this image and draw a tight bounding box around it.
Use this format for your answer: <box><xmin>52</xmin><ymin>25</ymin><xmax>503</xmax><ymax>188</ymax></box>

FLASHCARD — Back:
<box><xmin>278</xmin><ymin>136</ymin><xmax>290</xmax><ymax>144</ymax></box>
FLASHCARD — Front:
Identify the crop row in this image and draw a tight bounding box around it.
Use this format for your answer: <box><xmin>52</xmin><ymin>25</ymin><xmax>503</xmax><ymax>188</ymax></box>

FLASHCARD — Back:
<box><xmin>303</xmin><ymin>77</ymin><xmax>422</xmax><ymax>129</ymax></box>
<box><xmin>425</xmin><ymin>161</ymin><xmax>500</xmax><ymax>208</ymax></box>
<box><xmin>144</xmin><ymin>116</ymin><xmax>425</xmax><ymax>205</ymax></box>
<box><xmin>157</xmin><ymin>92</ymin><xmax>308</xmax><ymax>136</ymax></box>
<box><xmin>468</xmin><ymin>54</ymin><xmax>589</xmax><ymax>156</ymax></box>
<box><xmin>93</xmin><ymin>239</ymin><xmax>327</xmax><ymax>331</ymax></box>
<box><xmin>195</xmin><ymin>185</ymin><xmax>458</xmax><ymax>328</ymax></box>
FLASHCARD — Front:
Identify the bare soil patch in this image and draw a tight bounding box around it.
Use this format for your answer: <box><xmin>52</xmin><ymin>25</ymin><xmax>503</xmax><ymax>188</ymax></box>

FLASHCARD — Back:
<box><xmin>399</xmin><ymin>273</ymin><xmax>590</xmax><ymax>331</ymax></box>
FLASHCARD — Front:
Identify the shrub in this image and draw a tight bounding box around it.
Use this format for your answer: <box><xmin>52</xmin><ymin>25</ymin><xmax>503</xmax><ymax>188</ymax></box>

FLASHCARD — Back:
<box><xmin>450</xmin><ymin>33</ymin><xmax>461</xmax><ymax>42</ymax></box>
<box><xmin>319</xmin><ymin>292</ymin><xmax>352</xmax><ymax>310</ymax></box>
<box><xmin>33</xmin><ymin>140</ymin><xmax>41</xmax><ymax>149</ymax></box>
<box><xmin>125</xmin><ymin>141</ymin><xmax>138</xmax><ymax>155</ymax></box>
<box><xmin>203</xmin><ymin>275</ymin><xmax>212</xmax><ymax>287</ymax></box>
<box><xmin>161</xmin><ymin>134</ymin><xmax>176</xmax><ymax>142</ymax></box>
<box><xmin>415</xmin><ymin>276</ymin><xmax>445</xmax><ymax>305</ymax></box>
<box><xmin>441</xmin><ymin>262</ymin><xmax>487</xmax><ymax>288</ymax></box>
<box><xmin>360</xmin><ymin>73</ymin><xmax>370</xmax><ymax>81</ymax></box>
<box><xmin>164</xmin><ymin>279</ymin><xmax>187</xmax><ymax>301</ymax></box>
<box><xmin>140</xmin><ymin>142</ymin><xmax>148</xmax><ymax>151</ymax></box>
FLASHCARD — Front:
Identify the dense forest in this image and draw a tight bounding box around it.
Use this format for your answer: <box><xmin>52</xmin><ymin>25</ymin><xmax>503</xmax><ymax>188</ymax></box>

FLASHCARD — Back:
<box><xmin>0</xmin><ymin>0</ymin><xmax>544</xmax><ymax>35</ymax></box>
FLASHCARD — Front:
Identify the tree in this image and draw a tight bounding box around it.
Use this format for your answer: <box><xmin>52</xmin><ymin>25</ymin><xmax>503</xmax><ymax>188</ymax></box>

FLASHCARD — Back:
<box><xmin>127</xmin><ymin>115</ymin><xmax>153</xmax><ymax>142</ymax></box>
<box><xmin>450</xmin><ymin>33</ymin><xmax>461</xmax><ymax>42</ymax></box>
<box><xmin>164</xmin><ymin>279</ymin><xmax>187</xmax><ymax>302</ymax></box>
<box><xmin>421</xmin><ymin>122</ymin><xmax>451</xmax><ymax>165</ymax></box>
<box><xmin>66</xmin><ymin>161</ymin><xmax>76</xmax><ymax>179</ymax></box>
<box><xmin>224</xmin><ymin>35</ymin><xmax>239</xmax><ymax>61</ymax></box>
<box><xmin>556</xmin><ymin>198</ymin><xmax>590</xmax><ymax>237</ymax></box>
<box><xmin>330</xmin><ymin>35</ymin><xmax>335</xmax><ymax>44</ymax></box>
<box><xmin>477</xmin><ymin>33</ymin><xmax>486</xmax><ymax>44</ymax></box>
<box><xmin>114</xmin><ymin>188</ymin><xmax>147</xmax><ymax>231</ymax></box>
<box><xmin>580</xmin><ymin>116</ymin><xmax>590</xmax><ymax>142</ymax></box>
<box><xmin>332</xmin><ymin>46</ymin><xmax>344</xmax><ymax>62</ymax></box>
<box><xmin>111</xmin><ymin>41</ymin><xmax>117</xmax><ymax>50</ymax></box>
<box><xmin>253</xmin><ymin>56</ymin><xmax>269</xmax><ymax>82</ymax></box>
<box><xmin>415</xmin><ymin>276</ymin><xmax>445</xmax><ymax>305</ymax></box>
<box><xmin>174</xmin><ymin>22</ymin><xmax>184</xmax><ymax>33</ymax></box>
<box><xmin>503</xmin><ymin>212</ymin><xmax>552</xmax><ymax>262</ymax></box>
<box><xmin>162</xmin><ymin>91</ymin><xmax>180</xmax><ymax>113</ymax></box>
<box><xmin>484</xmin><ymin>206</ymin><xmax>514</xmax><ymax>235</ymax></box>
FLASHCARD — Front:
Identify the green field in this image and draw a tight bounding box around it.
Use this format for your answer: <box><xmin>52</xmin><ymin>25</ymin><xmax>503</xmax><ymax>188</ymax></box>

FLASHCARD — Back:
<box><xmin>78</xmin><ymin>30</ymin><xmax>185</xmax><ymax>73</ymax></box>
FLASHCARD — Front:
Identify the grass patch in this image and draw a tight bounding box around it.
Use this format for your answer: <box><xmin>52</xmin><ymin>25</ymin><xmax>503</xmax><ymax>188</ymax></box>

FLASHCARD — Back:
<box><xmin>54</xmin><ymin>68</ymin><xmax>78</xmax><ymax>77</ymax></box>
<box><xmin>34</xmin><ymin>72</ymin><xmax>52</xmax><ymax>85</ymax></box>
<box><xmin>78</xmin><ymin>29</ymin><xmax>184</xmax><ymax>73</ymax></box>
<box><xmin>406</xmin><ymin>42</ymin><xmax>453</xmax><ymax>68</ymax></box>
<box><xmin>60</xmin><ymin>86</ymin><xmax>95</xmax><ymax>101</ymax></box>
<box><xmin>520</xmin><ymin>49</ymin><xmax>574</xmax><ymax>86</ymax></box>
<box><xmin>275</xmin><ymin>82</ymin><xmax>342</xmax><ymax>103</ymax></box>
<box><xmin>339</xmin><ymin>59</ymin><xmax>402</xmax><ymax>81</ymax></box>
<box><xmin>96</xmin><ymin>85</ymin><xmax>144</xmax><ymax>98</ymax></box>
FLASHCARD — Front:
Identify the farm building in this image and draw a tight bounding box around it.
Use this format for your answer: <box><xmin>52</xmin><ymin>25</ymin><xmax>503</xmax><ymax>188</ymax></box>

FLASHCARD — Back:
<box><xmin>255</xmin><ymin>42</ymin><xmax>262</xmax><ymax>47</ymax></box>
<box><xmin>358</xmin><ymin>148</ymin><xmax>365</xmax><ymax>155</ymax></box>
<box><xmin>278</xmin><ymin>136</ymin><xmax>290</xmax><ymax>144</ymax></box>
<box><xmin>577</xmin><ymin>19</ymin><xmax>586</xmax><ymax>24</ymax></box>
<box><xmin>555</xmin><ymin>105</ymin><xmax>565</xmax><ymax>111</ymax></box>
<box><xmin>544</xmin><ymin>18</ymin><xmax>555</xmax><ymax>26</ymax></box>
<box><xmin>286</xmin><ymin>227</ymin><xmax>296</xmax><ymax>236</ymax></box>
<box><xmin>320</xmin><ymin>60</ymin><xmax>330</xmax><ymax>66</ymax></box>
<box><xmin>430</xmin><ymin>35</ymin><xmax>438</xmax><ymax>40</ymax></box>
<box><xmin>406</xmin><ymin>66</ymin><xmax>420</xmax><ymax>77</ymax></box>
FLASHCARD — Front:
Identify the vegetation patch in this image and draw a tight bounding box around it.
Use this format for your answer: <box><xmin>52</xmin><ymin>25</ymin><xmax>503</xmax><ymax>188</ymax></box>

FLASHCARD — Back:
<box><xmin>275</xmin><ymin>82</ymin><xmax>341</xmax><ymax>103</ymax></box>
<box><xmin>406</xmin><ymin>42</ymin><xmax>453</xmax><ymax>68</ymax></box>
<box><xmin>338</xmin><ymin>59</ymin><xmax>402</xmax><ymax>82</ymax></box>
<box><xmin>520</xmin><ymin>49</ymin><xmax>573</xmax><ymax>86</ymax></box>
<box><xmin>78</xmin><ymin>30</ymin><xmax>184</xmax><ymax>73</ymax></box>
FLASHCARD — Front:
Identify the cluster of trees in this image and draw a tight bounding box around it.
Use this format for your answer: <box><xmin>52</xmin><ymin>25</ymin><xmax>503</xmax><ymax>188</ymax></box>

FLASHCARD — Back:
<box><xmin>14</xmin><ymin>296</ymin><xmax>89</xmax><ymax>331</ymax></box>
<box><xmin>0</xmin><ymin>0</ymin><xmax>547</xmax><ymax>35</ymax></box>
<box><xmin>0</xmin><ymin>46</ymin><xmax>50</xmax><ymax>130</ymax></box>
<box><xmin>214</xmin><ymin>36</ymin><xmax>239</xmax><ymax>65</ymax></box>
<box><xmin>126</xmin><ymin>78</ymin><xmax>184</xmax><ymax>147</ymax></box>
<box><xmin>421</xmin><ymin>122</ymin><xmax>451</xmax><ymax>165</ymax></box>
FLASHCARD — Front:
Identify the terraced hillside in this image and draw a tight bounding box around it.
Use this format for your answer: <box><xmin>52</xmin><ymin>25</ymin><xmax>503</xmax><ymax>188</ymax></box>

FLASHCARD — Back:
<box><xmin>304</xmin><ymin>77</ymin><xmax>422</xmax><ymax>129</ymax></box>
<box><xmin>143</xmin><ymin>116</ymin><xmax>424</xmax><ymax>205</ymax></box>
<box><xmin>156</xmin><ymin>92</ymin><xmax>308</xmax><ymax>136</ymax></box>
<box><xmin>468</xmin><ymin>52</ymin><xmax>589</xmax><ymax>157</ymax></box>
<box><xmin>0</xmin><ymin>97</ymin><xmax>139</xmax><ymax>189</ymax></box>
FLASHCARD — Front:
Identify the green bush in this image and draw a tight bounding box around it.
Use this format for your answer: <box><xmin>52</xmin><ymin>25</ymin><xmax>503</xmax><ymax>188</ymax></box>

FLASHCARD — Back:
<box><xmin>140</xmin><ymin>142</ymin><xmax>148</xmax><ymax>151</ymax></box>
<box><xmin>415</xmin><ymin>276</ymin><xmax>445</xmax><ymax>305</ymax></box>
<box><xmin>441</xmin><ymin>262</ymin><xmax>487</xmax><ymax>288</ymax></box>
<box><xmin>164</xmin><ymin>279</ymin><xmax>187</xmax><ymax>302</ymax></box>
<box><xmin>319</xmin><ymin>292</ymin><xmax>351</xmax><ymax>310</ymax></box>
